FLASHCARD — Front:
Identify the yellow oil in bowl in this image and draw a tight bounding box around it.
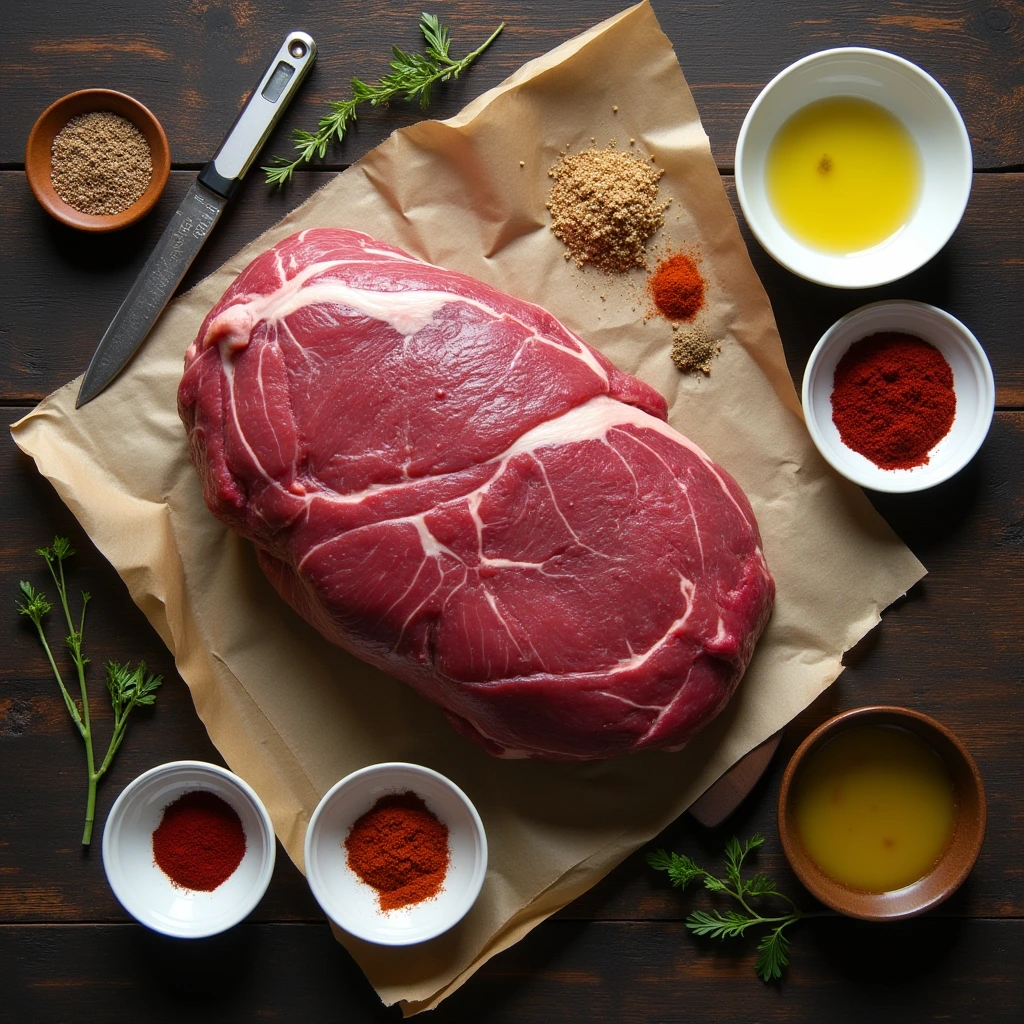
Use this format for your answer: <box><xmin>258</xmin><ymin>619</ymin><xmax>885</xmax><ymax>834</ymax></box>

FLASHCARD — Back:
<box><xmin>792</xmin><ymin>724</ymin><xmax>956</xmax><ymax>893</ymax></box>
<box><xmin>765</xmin><ymin>96</ymin><xmax>922</xmax><ymax>254</ymax></box>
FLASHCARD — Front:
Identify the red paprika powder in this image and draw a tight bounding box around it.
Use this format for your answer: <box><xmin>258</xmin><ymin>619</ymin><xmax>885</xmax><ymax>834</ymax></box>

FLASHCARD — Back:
<box><xmin>345</xmin><ymin>791</ymin><xmax>449</xmax><ymax>912</ymax></box>
<box><xmin>830</xmin><ymin>331</ymin><xmax>956</xmax><ymax>470</ymax></box>
<box><xmin>152</xmin><ymin>790</ymin><xmax>247</xmax><ymax>891</ymax></box>
<box><xmin>650</xmin><ymin>252</ymin><xmax>705</xmax><ymax>321</ymax></box>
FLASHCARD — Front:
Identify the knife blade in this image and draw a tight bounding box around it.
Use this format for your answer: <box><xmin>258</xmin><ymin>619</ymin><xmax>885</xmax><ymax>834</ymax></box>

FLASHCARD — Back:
<box><xmin>77</xmin><ymin>30</ymin><xmax>317</xmax><ymax>408</ymax></box>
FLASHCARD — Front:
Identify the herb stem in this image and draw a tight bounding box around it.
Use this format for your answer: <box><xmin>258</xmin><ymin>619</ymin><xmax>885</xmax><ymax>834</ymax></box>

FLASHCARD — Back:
<box><xmin>18</xmin><ymin>540</ymin><xmax>162</xmax><ymax>846</ymax></box>
<box><xmin>30</xmin><ymin>617</ymin><xmax>83</xmax><ymax>732</ymax></box>
<box><xmin>453</xmin><ymin>21</ymin><xmax>506</xmax><ymax>68</ymax></box>
<box><xmin>264</xmin><ymin>13</ymin><xmax>504</xmax><ymax>185</ymax></box>
<box><xmin>647</xmin><ymin>834</ymin><xmax>821</xmax><ymax>981</ymax></box>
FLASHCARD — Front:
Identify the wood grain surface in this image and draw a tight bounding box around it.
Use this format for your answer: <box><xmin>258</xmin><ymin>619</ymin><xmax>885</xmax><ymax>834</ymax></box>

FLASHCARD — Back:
<box><xmin>2</xmin><ymin>1</ymin><xmax>1023</xmax><ymax>1021</ymax></box>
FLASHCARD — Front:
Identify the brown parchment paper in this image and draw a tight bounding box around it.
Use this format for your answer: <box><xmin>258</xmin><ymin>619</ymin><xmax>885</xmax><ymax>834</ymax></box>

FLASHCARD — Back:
<box><xmin>12</xmin><ymin>2</ymin><xmax>924</xmax><ymax>1013</ymax></box>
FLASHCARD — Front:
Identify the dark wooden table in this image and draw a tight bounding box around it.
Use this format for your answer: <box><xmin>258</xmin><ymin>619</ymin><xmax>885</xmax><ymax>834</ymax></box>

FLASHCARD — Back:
<box><xmin>2</xmin><ymin>2</ymin><xmax>1022</xmax><ymax>1020</ymax></box>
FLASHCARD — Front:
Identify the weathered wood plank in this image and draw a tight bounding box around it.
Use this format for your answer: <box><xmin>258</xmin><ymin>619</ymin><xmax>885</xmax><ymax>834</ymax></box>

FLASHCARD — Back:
<box><xmin>3</xmin><ymin>919</ymin><xmax>1023</xmax><ymax>1022</ymax></box>
<box><xmin>1</xmin><ymin>171</ymin><xmax>1021</xmax><ymax>405</ymax></box>
<box><xmin>3</xmin><ymin>407</ymin><xmax>1022</xmax><ymax>922</ymax></box>
<box><xmin>2</xmin><ymin>2</ymin><xmax>1021</xmax><ymax>171</ymax></box>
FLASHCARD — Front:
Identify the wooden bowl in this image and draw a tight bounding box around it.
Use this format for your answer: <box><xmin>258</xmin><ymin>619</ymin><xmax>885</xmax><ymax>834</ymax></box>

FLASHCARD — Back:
<box><xmin>778</xmin><ymin>706</ymin><xmax>985</xmax><ymax>920</ymax></box>
<box><xmin>25</xmin><ymin>89</ymin><xmax>170</xmax><ymax>232</ymax></box>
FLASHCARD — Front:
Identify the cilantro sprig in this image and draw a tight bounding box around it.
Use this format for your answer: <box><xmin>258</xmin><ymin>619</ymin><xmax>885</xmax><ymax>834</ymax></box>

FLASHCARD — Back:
<box><xmin>17</xmin><ymin>538</ymin><xmax>162</xmax><ymax>845</ymax></box>
<box><xmin>264</xmin><ymin>12</ymin><xmax>504</xmax><ymax>185</ymax></box>
<box><xmin>648</xmin><ymin>834</ymin><xmax>823</xmax><ymax>981</ymax></box>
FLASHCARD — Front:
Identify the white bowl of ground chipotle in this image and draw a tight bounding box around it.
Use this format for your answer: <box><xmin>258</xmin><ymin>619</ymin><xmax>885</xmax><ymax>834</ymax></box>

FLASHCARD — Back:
<box><xmin>102</xmin><ymin>760</ymin><xmax>276</xmax><ymax>938</ymax></box>
<box><xmin>802</xmin><ymin>301</ymin><xmax>994</xmax><ymax>493</ymax></box>
<box><xmin>304</xmin><ymin>762</ymin><xmax>487</xmax><ymax>946</ymax></box>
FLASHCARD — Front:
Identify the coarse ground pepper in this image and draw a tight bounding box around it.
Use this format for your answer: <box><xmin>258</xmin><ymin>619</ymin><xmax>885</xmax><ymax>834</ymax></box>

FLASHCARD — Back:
<box><xmin>546</xmin><ymin>146</ymin><xmax>668</xmax><ymax>272</ymax></box>
<box><xmin>650</xmin><ymin>251</ymin><xmax>705</xmax><ymax>322</ymax></box>
<box><xmin>151</xmin><ymin>790</ymin><xmax>247</xmax><ymax>891</ymax></box>
<box><xmin>50</xmin><ymin>111</ymin><xmax>153</xmax><ymax>216</ymax></box>
<box><xmin>671</xmin><ymin>323</ymin><xmax>720</xmax><ymax>376</ymax></box>
<box><xmin>345</xmin><ymin>791</ymin><xmax>450</xmax><ymax>911</ymax></box>
<box><xmin>830</xmin><ymin>331</ymin><xmax>956</xmax><ymax>470</ymax></box>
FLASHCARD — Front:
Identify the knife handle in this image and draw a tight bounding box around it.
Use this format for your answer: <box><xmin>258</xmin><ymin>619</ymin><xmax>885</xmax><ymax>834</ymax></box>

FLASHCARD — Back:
<box><xmin>198</xmin><ymin>30</ymin><xmax>317</xmax><ymax>200</ymax></box>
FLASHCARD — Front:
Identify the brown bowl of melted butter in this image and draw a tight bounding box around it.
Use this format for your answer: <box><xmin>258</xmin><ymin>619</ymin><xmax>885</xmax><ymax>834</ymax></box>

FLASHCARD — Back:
<box><xmin>778</xmin><ymin>706</ymin><xmax>986</xmax><ymax>920</ymax></box>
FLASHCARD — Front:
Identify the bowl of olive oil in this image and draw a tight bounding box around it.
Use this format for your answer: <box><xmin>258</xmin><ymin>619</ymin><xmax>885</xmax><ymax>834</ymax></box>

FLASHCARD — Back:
<box><xmin>778</xmin><ymin>706</ymin><xmax>986</xmax><ymax>920</ymax></box>
<box><xmin>736</xmin><ymin>48</ymin><xmax>971</xmax><ymax>288</ymax></box>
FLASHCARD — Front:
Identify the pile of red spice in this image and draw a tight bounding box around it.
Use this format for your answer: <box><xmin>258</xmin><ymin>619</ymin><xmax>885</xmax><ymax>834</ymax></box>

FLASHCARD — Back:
<box><xmin>649</xmin><ymin>252</ymin><xmax>705</xmax><ymax>322</ymax></box>
<box><xmin>830</xmin><ymin>331</ymin><xmax>956</xmax><ymax>470</ymax></box>
<box><xmin>152</xmin><ymin>790</ymin><xmax>247</xmax><ymax>892</ymax></box>
<box><xmin>345</xmin><ymin>791</ymin><xmax>450</xmax><ymax>912</ymax></box>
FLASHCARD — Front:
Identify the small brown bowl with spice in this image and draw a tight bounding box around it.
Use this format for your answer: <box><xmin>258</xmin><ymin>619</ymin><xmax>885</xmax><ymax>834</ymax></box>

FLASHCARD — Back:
<box><xmin>778</xmin><ymin>706</ymin><xmax>986</xmax><ymax>921</ymax></box>
<box><xmin>304</xmin><ymin>762</ymin><xmax>488</xmax><ymax>945</ymax></box>
<box><xmin>25</xmin><ymin>88</ymin><xmax>170</xmax><ymax>231</ymax></box>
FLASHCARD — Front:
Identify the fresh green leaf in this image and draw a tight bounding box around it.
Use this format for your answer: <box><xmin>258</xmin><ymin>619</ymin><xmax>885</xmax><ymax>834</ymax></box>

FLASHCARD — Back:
<box><xmin>420</xmin><ymin>12</ymin><xmax>451</xmax><ymax>63</ymax></box>
<box><xmin>744</xmin><ymin>873</ymin><xmax>781</xmax><ymax>898</ymax></box>
<box><xmin>702</xmin><ymin>874</ymin><xmax>729</xmax><ymax>893</ymax></box>
<box><xmin>723</xmin><ymin>835</ymin><xmax>745</xmax><ymax>888</ymax></box>
<box><xmin>646</xmin><ymin>848</ymin><xmax>706</xmax><ymax>890</ymax></box>
<box><xmin>17</xmin><ymin>580</ymin><xmax>51</xmax><ymax>623</ymax></box>
<box><xmin>755</xmin><ymin>927</ymin><xmax>791</xmax><ymax>982</ymax></box>
<box><xmin>687</xmin><ymin>908</ymin><xmax>754</xmax><ymax>939</ymax></box>
<box><xmin>51</xmin><ymin>537</ymin><xmax>75</xmax><ymax>560</ymax></box>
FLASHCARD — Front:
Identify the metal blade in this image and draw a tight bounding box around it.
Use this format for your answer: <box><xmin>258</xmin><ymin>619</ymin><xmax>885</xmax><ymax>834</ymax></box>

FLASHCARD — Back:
<box><xmin>76</xmin><ymin>182</ymin><xmax>226</xmax><ymax>407</ymax></box>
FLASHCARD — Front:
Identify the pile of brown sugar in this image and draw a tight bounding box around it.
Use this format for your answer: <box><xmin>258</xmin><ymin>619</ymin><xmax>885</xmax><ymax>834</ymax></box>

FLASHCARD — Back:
<box><xmin>50</xmin><ymin>111</ymin><xmax>153</xmax><ymax>216</ymax></box>
<box><xmin>546</xmin><ymin>147</ymin><xmax>668</xmax><ymax>272</ymax></box>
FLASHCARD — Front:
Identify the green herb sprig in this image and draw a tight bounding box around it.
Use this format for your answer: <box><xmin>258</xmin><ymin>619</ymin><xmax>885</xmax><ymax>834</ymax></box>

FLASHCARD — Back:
<box><xmin>647</xmin><ymin>834</ymin><xmax>823</xmax><ymax>981</ymax></box>
<box><xmin>17</xmin><ymin>538</ymin><xmax>162</xmax><ymax>845</ymax></box>
<box><xmin>264</xmin><ymin>12</ymin><xmax>505</xmax><ymax>185</ymax></box>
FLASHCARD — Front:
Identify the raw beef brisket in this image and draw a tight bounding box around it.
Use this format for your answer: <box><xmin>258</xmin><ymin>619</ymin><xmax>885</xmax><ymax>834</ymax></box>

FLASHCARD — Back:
<box><xmin>179</xmin><ymin>228</ymin><xmax>774</xmax><ymax>760</ymax></box>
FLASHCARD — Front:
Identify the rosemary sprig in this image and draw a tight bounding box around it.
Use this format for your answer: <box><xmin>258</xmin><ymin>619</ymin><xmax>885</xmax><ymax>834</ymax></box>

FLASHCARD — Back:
<box><xmin>264</xmin><ymin>12</ymin><xmax>505</xmax><ymax>185</ymax></box>
<box><xmin>17</xmin><ymin>538</ymin><xmax>163</xmax><ymax>845</ymax></box>
<box><xmin>647</xmin><ymin>834</ymin><xmax>823</xmax><ymax>981</ymax></box>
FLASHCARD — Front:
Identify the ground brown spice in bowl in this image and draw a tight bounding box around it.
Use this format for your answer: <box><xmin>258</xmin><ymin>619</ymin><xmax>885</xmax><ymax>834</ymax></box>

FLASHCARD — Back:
<box><xmin>50</xmin><ymin>111</ymin><xmax>153</xmax><ymax>216</ymax></box>
<box><xmin>546</xmin><ymin>146</ymin><xmax>668</xmax><ymax>271</ymax></box>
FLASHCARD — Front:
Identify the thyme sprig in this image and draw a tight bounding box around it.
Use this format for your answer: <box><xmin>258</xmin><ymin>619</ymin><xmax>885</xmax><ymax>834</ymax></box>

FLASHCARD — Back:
<box><xmin>17</xmin><ymin>538</ymin><xmax>162</xmax><ymax>845</ymax></box>
<box><xmin>264</xmin><ymin>12</ymin><xmax>504</xmax><ymax>185</ymax></box>
<box><xmin>647</xmin><ymin>834</ymin><xmax>823</xmax><ymax>982</ymax></box>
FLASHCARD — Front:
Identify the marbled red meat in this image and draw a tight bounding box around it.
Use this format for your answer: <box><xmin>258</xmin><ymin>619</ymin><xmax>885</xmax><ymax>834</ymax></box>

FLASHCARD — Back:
<box><xmin>178</xmin><ymin>228</ymin><xmax>774</xmax><ymax>760</ymax></box>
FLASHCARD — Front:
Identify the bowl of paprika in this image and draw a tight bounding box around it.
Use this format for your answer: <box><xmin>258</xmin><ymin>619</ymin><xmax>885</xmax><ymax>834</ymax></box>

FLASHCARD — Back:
<box><xmin>304</xmin><ymin>762</ymin><xmax>487</xmax><ymax>946</ymax></box>
<box><xmin>102</xmin><ymin>760</ymin><xmax>276</xmax><ymax>938</ymax></box>
<box><xmin>801</xmin><ymin>300</ymin><xmax>994</xmax><ymax>493</ymax></box>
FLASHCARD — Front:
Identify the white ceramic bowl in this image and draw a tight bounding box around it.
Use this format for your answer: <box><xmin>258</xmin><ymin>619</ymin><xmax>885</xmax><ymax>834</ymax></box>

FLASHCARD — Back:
<box><xmin>304</xmin><ymin>762</ymin><xmax>487</xmax><ymax>946</ymax></box>
<box><xmin>802</xmin><ymin>300</ymin><xmax>994</xmax><ymax>492</ymax></box>
<box><xmin>102</xmin><ymin>761</ymin><xmax>276</xmax><ymax>938</ymax></box>
<box><xmin>736</xmin><ymin>48</ymin><xmax>972</xmax><ymax>288</ymax></box>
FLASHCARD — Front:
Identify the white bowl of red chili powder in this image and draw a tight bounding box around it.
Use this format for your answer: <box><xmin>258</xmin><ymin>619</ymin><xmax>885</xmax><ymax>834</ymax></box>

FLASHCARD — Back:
<box><xmin>802</xmin><ymin>301</ymin><xmax>994</xmax><ymax>493</ymax></box>
<box><xmin>304</xmin><ymin>762</ymin><xmax>487</xmax><ymax>946</ymax></box>
<box><xmin>102</xmin><ymin>761</ymin><xmax>276</xmax><ymax>938</ymax></box>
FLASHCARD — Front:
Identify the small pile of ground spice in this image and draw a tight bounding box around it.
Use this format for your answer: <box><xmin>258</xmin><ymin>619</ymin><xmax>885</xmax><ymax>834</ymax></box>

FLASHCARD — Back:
<box><xmin>151</xmin><ymin>790</ymin><xmax>247</xmax><ymax>892</ymax></box>
<box><xmin>345</xmin><ymin>791</ymin><xmax>450</xmax><ymax>912</ymax></box>
<box><xmin>831</xmin><ymin>331</ymin><xmax>956</xmax><ymax>470</ymax></box>
<box><xmin>50</xmin><ymin>111</ymin><xmax>153</xmax><ymax>216</ymax></box>
<box><xmin>671</xmin><ymin>323</ymin><xmax>720</xmax><ymax>376</ymax></box>
<box><xmin>650</xmin><ymin>252</ymin><xmax>705</xmax><ymax>322</ymax></box>
<box><xmin>546</xmin><ymin>147</ymin><xmax>668</xmax><ymax>272</ymax></box>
